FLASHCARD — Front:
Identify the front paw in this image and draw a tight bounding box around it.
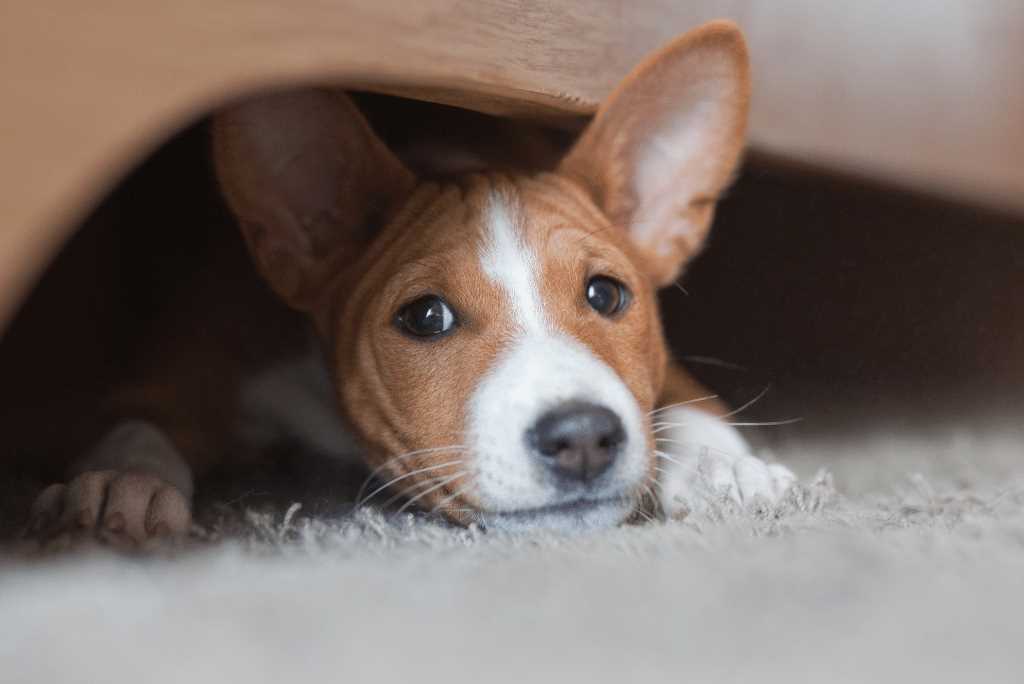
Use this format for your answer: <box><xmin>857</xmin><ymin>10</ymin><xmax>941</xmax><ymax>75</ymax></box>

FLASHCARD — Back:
<box><xmin>654</xmin><ymin>407</ymin><xmax>795</xmax><ymax>518</ymax></box>
<box><xmin>26</xmin><ymin>470</ymin><xmax>191</xmax><ymax>550</ymax></box>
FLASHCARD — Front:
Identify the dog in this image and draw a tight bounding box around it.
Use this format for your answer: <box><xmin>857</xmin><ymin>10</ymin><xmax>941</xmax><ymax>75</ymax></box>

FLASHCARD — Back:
<box><xmin>25</xmin><ymin>20</ymin><xmax>794</xmax><ymax>545</ymax></box>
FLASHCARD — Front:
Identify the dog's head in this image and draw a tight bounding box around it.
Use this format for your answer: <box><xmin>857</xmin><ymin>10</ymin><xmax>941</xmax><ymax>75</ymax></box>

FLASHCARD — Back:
<box><xmin>213</xmin><ymin>21</ymin><xmax>749</xmax><ymax>531</ymax></box>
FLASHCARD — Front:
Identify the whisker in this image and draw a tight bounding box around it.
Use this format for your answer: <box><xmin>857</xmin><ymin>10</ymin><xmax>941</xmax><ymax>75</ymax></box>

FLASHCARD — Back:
<box><xmin>656</xmin><ymin>446</ymin><xmax>741</xmax><ymax>468</ymax></box>
<box><xmin>356</xmin><ymin>459</ymin><xmax>465</xmax><ymax>507</ymax></box>
<box><xmin>649</xmin><ymin>387</ymin><xmax>774</xmax><ymax>437</ymax></box>
<box><xmin>381</xmin><ymin>471</ymin><xmax>467</xmax><ymax>511</ymax></box>
<box><xmin>429</xmin><ymin>484</ymin><xmax>475</xmax><ymax>516</ymax></box>
<box><xmin>655</xmin><ymin>437</ymin><xmax>725</xmax><ymax>450</ymax></box>
<box><xmin>717</xmin><ymin>386</ymin><xmax>771</xmax><ymax>420</ymax></box>
<box><xmin>651</xmin><ymin>420</ymin><xmax>711</xmax><ymax>433</ymax></box>
<box><xmin>725</xmin><ymin>418</ymin><xmax>803</xmax><ymax>427</ymax></box>
<box><xmin>650</xmin><ymin>419</ymin><xmax>703</xmax><ymax>428</ymax></box>
<box><xmin>679</xmin><ymin>355</ymin><xmax>747</xmax><ymax>372</ymax></box>
<box><xmin>652</xmin><ymin>422</ymin><xmax>700</xmax><ymax>433</ymax></box>
<box><xmin>395</xmin><ymin>473</ymin><xmax>467</xmax><ymax>515</ymax></box>
<box><xmin>652</xmin><ymin>416</ymin><xmax>803</xmax><ymax>434</ymax></box>
<box><xmin>631</xmin><ymin>501</ymin><xmax>655</xmax><ymax>523</ymax></box>
<box><xmin>655</xmin><ymin>448</ymin><xmax>694</xmax><ymax>469</ymax></box>
<box><xmin>636</xmin><ymin>482</ymin><xmax>661</xmax><ymax>522</ymax></box>
<box><xmin>354</xmin><ymin>445</ymin><xmax>469</xmax><ymax>502</ymax></box>
<box><xmin>647</xmin><ymin>395</ymin><xmax>720</xmax><ymax>417</ymax></box>
<box><xmin>620</xmin><ymin>484</ymin><xmax>648</xmax><ymax>523</ymax></box>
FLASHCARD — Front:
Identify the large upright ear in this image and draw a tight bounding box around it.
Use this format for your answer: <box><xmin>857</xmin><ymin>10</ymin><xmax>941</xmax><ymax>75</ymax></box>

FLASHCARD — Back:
<box><xmin>559</xmin><ymin>21</ymin><xmax>750</xmax><ymax>286</ymax></box>
<box><xmin>212</xmin><ymin>90</ymin><xmax>415</xmax><ymax>310</ymax></box>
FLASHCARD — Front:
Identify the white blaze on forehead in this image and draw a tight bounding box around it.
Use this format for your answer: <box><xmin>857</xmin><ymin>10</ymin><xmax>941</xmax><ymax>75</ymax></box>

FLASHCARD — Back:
<box><xmin>467</xmin><ymin>191</ymin><xmax>648</xmax><ymax>527</ymax></box>
<box><xmin>479</xmin><ymin>194</ymin><xmax>547</xmax><ymax>333</ymax></box>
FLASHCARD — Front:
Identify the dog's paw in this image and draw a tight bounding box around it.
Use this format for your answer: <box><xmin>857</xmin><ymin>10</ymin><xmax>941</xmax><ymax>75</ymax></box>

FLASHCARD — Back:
<box><xmin>26</xmin><ymin>470</ymin><xmax>191</xmax><ymax>551</ymax></box>
<box><xmin>23</xmin><ymin>420</ymin><xmax>195</xmax><ymax>551</ymax></box>
<box><xmin>654</xmin><ymin>407</ymin><xmax>795</xmax><ymax>518</ymax></box>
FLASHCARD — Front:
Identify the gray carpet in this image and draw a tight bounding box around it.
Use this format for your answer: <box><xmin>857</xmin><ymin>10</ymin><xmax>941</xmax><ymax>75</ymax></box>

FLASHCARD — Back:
<box><xmin>2</xmin><ymin>426</ymin><xmax>1023</xmax><ymax>683</ymax></box>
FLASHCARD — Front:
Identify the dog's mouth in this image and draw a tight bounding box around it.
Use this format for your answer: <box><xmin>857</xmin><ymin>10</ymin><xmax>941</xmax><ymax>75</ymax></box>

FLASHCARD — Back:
<box><xmin>470</xmin><ymin>496</ymin><xmax>635</xmax><ymax>534</ymax></box>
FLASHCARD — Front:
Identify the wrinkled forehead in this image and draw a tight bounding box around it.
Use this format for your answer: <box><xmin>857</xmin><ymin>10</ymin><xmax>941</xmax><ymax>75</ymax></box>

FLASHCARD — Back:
<box><xmin>387</xmin><ymin>174</ymin><xmax>632</xmax><ymax>286</ymax></box>
<box><xmin>474</xmin><ymin>174</ymin><xmax>632</xmax><ymax>262</ymax></box>
<box><xmin>345</xmin><ymin>172</ymin><xmax>649</xmax><ymax>348</ymax></box>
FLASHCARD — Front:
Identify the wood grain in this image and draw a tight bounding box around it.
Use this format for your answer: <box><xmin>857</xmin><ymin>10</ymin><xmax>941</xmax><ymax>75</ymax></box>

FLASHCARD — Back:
<box><xmin>2</xmin><ymin>0</ymin><xmax>1021</xmax><ymax>330</ymax></box>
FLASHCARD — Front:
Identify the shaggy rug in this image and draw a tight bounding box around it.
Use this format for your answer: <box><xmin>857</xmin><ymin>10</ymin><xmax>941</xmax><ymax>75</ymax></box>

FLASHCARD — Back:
<box><xmin>2</xmin><ymin>425</ymin><xmax>1023</xmax><ymax>683</ymax></box>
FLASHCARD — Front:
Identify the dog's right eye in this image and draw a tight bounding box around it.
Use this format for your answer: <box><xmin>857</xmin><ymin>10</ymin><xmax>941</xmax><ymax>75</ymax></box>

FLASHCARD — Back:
<box><xmin>396</xmin><ymin>295</ymin><xmax>457</xmax><ymax>338</ymax></box>
<box><xmin>585</xmin><ymin>276</ymin><xmax>631</xmax><ymax>317</ymax></box>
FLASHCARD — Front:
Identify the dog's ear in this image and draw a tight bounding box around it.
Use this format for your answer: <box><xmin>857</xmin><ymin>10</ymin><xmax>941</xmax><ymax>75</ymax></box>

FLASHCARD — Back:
<box><xmin>559</xmin><ymin>21</ymin><xmax>750</xmax><ymax>286</ymax></box>
<box><xmin>212</xmin><ymin>90</ymin><xmax>415</xmax><ymax>309</ymax></box>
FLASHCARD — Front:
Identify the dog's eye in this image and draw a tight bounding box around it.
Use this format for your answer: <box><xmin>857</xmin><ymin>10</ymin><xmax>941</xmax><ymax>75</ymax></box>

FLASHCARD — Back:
<box><xmin>585</xmin><ymin>276</ymin><xmax>631</xmax><ymax>317</ymax></box>
<box><xmin>396</xmin><ymin>295</ymin><xmax>457</xmax><ymax>338</ymax></box>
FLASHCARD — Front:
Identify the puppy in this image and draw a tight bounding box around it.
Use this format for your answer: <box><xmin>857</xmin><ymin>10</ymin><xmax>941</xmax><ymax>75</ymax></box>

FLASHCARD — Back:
<box><xmin>27</xmin><ymin>20</ymin><xmax>794</xmax><ymax>544</ymax></box>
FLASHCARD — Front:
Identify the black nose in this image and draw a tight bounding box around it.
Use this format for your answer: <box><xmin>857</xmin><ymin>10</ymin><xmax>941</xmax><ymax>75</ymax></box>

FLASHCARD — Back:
<box><xmin>528</xmin><ymin>401</ymin><xmax>626</xmax><ymax>483</ymax></box>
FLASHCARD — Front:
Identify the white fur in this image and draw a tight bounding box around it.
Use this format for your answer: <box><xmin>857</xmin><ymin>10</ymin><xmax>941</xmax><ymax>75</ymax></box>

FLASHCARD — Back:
<box><xmin>478</xmin><ymin>195</ymin><xmax>546</xmax><ymax>333</ymax></box>
<box><xmin>468</xmin><ymin>195</ymin><xmax>647</xmax><ymax>530</ymax></box>
<box><xmin>655</xmin><ymin>407</ymin><xmax>795</xmax><ymax>517</ymax></box>
<box><xmin>77</xmin><ymin>421</ymin><xmax>194</xmax><ymax>498</ymax></box>
<box><xmin>237</xmin><ymin>345</ymin><xmax>360</xmax><ymax>463</ymax></box>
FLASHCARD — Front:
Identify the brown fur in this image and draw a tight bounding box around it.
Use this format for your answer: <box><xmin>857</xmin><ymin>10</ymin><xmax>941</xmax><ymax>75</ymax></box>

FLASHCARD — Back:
<box><xmin>26</xmin><ymin>21</ymin><xmax>751</xmax><ymax>535</ymax></box>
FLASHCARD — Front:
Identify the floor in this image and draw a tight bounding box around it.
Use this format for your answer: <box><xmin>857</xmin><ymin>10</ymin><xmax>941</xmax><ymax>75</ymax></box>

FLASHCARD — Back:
<box><xmin>2</xmin><ymin>418</ymin><xmax>1022</xmax><ymax>683</ymax></box>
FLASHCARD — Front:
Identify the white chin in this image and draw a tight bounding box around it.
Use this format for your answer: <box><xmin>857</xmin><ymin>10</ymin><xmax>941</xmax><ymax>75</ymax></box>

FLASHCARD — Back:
<box><xmin>474</xmin><ymin>497</ymin><xmax>635</xmax><ymax>534</ymax></box>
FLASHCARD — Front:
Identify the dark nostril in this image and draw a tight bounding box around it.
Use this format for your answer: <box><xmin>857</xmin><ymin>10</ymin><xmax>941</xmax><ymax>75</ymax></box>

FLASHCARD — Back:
<box><xmin>528</xmin><ymin>401</ymin><xmax>626</xmax><ymax>483</ymax></box>
<box><xmin>548</xmin><ymin>439</ymin><xmax>570</xmax><ymax>456</ymax></box>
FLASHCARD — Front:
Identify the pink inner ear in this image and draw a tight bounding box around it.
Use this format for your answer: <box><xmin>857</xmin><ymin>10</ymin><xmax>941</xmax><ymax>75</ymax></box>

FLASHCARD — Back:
<box><xmin>559</xmin><ymin>23</ymin><xmax>750</xmax><ymax>286</ymax></box>
<box><xmin>627</xmin><ymin>85</ymin><xmax>740</xmax><ymax>258</ymax></box>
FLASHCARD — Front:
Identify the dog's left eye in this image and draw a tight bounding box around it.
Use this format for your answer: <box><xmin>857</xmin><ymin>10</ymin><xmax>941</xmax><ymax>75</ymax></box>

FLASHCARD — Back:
<box><xmin>396</xmin><ymin>295</ymin><xmax>457</xmax><ymax>338</ymax></box>
<box><xmin>585</xmin><ymin>276</ymin><xmax>631</xmax><ymax>317</ymax></box>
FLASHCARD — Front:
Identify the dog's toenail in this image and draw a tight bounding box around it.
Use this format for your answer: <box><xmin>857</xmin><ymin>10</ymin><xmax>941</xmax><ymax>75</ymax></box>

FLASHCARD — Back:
<box><xmin>104</xmin><ymin>512</ymin><xmax>126</xmax><ymax>532</ymax></box>
<box><xmin>151</xmin><ymin>522</ymin><xmax>170</xmax><ymax>538</ymax></box>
